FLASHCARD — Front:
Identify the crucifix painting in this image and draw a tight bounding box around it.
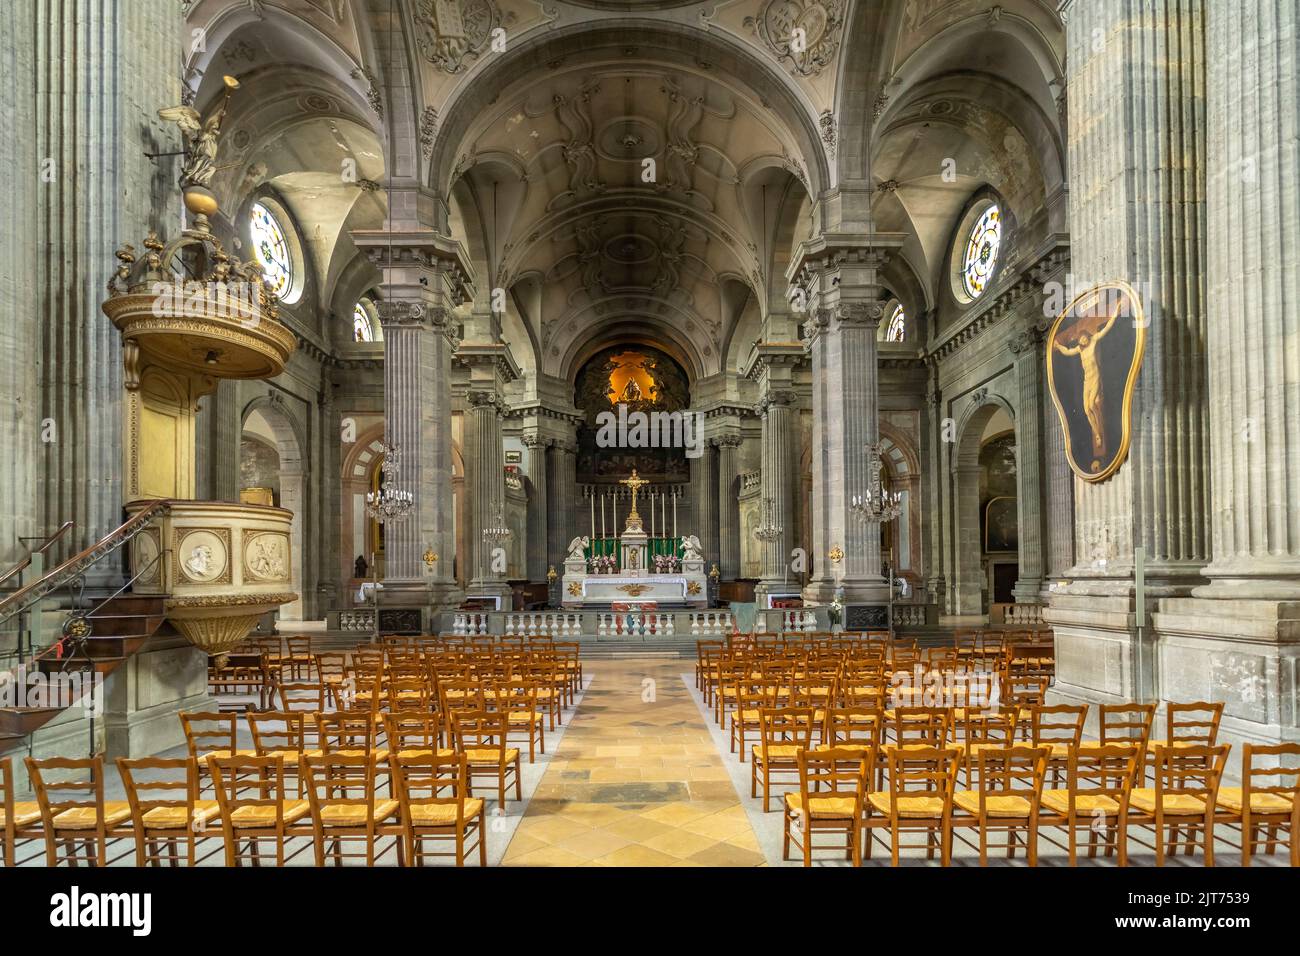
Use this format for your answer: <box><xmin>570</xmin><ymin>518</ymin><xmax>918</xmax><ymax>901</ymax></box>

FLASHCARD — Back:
<box><xmin>1046</xmin><ymin>281</ymin><xmax>1146</xmax><ymax>482</ymax></box>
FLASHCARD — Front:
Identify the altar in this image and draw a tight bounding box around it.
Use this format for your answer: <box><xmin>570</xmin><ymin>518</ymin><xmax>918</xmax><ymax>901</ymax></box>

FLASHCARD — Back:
<box><xmin>561</xmin><ymin>468</ymin><xmax>708</xmax><ymax>609</ymax></box>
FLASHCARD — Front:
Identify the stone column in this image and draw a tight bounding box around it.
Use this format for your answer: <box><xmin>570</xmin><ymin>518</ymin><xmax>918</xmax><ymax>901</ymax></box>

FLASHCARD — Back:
<box><xmin>1154</xmin><ymin>0</ymin><xmax>1300</xmax><ymax>755</ymax></box>
<box><xmin>0</xmin><ymin>0</ymin><xmax>37</xmax><ymax>575</ymax></box>
<box><xmin>197</xmin><ymin>381</ymin><xmax>240</xmax><ymax>503</ymax></box>
<box><xmin>1009</xmin><ymin>327</ymin><xmax>1046</xmax><ymax>602</ymax></box>
<box><xmin>792</xmin><ymin>235</ymin><xmax>903</xmax><ymax>611</ymax></box>
<box><xmin>522</xmin><ymin>434</ymin><xmax>549</xmax><ymax>582</ymax></box>
<box><xmin>695</xmin><ymin>440</ymin><xmax>719</xmax><ymax>567</ymax></box>
<box><xmin>353</xmin><ymin>225</ymin><xmax>472</xmax><ymax>610</ymax></box>
<box><xmin>716</xmin><ymin>434</ymin><xmax>742</xmax><ymax>579</ymax></box>
<box><xmin>1042</xmin><ymin>349</ymin><xmax>1075</xmax><ymax>593</ymax></box>
<box><xmin>549</xmin><ymin>438</ymin><xmax>578</xmax><ymax>559</ymax></box>
<box><xmin>1045</xmin><ymin>0</ymin><xmax>1210</xmax><ymax>706</ymax></box>
<box><xmin>465</xmin><ymin>389</ymin><xmax>507</xmax><ymax>596</ymax></box>
<box><xmin>755</xmin><ymin>392</ymin><xmax>797</xmax><ymax>599</ymax></box>
<box><xmin>35</xmin><ymin>0</ymin><xmax>178</xmax><ymax>569</ymax></box>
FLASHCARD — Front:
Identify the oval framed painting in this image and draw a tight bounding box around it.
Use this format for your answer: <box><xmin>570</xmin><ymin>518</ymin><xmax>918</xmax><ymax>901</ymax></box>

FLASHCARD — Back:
<box><xmin>1046</xmin><ymin>281</ymin><xmax>1146</xmax><ymax>482</ymax></box>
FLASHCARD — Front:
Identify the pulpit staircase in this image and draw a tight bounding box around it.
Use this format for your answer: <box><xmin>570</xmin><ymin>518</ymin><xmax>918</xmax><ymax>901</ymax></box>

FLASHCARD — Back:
<box><xmin>0</xmin><ymin>503</ymin><xmax>172</xmax><ymax>755</ymax></box>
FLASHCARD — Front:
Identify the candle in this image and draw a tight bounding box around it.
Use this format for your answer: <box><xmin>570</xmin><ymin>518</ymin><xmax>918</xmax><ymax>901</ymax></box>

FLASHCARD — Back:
<box><xmin>662</xmin><ymin>493</ymin><xmax>667</xmax><ymax>543</ymax></box>
<box><xmin>613</xmin><ymin>491</ymin><xmax>618</xmax><ymax>540</ymax></box>
<box><xmin>650</xmin><ymin>491</ymin><xmax>656</xmax><ymax>539</ymax></box>
<box><xmin>673</xmin><ymin>490</ymin><xmax>677</xmax><ymax>539</ymax></box>
<box><xmin>590</xmin><ymin>490</ymin><xmax>596</xmax><ymax>542</ymax></box>
<box><xmin>601</xmin><ymin>493</ymin><xmax>606</xmax><ymax>541</ymax></box>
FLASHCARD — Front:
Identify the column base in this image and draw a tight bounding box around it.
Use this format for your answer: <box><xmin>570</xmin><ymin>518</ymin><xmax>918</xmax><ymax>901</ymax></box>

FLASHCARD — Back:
<box><xmin>1151</xmin><ymin>597</ymin><xmax>1300</xmax><ymax>770</ymax></box>
<box><xmin>102</xmin><ymin>640</ymin><xmax>212</xmax><ymax>759</ymax></box>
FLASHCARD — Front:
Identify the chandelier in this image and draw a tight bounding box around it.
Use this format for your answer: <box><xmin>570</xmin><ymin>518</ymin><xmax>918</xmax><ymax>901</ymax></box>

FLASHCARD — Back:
<box><xmin>482</xmin><ymin>508</ymin><xmax>512</xmax><ymax>544</ymax></box>
<box><xmin>365</xmin><ymin>439</ymin><xmax>414</xmax><ymax>524</ymax></box>
<box><xmin>753</xmin><ymin>496</ymin><xmax>784</xmax><ymax>543</ymax></box>
<box><xmin>850</xmin><ymin>441</ymin><xmax>904</xmax><ymax>522</ymax></box>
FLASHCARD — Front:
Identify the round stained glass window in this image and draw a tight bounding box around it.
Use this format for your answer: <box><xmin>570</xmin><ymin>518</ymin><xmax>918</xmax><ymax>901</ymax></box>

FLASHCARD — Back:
<box><xmin>353</xmin><ymin>302</ymin><xmax>374</xmax><ymax>342</ymax></box>
<box><xmin>886</xmin><ymin>303</ymin><xmax>906</xmax><ymax>342</ymax></box>
<box><xmin>961</xmin><ymin>204</ymin><xmax>1002</xmax><ymax>300</ymax></box>
<box><xmin>249</xmin><ymin>201</ymin><xmax>295</xmax><ymax>302</ymax></box>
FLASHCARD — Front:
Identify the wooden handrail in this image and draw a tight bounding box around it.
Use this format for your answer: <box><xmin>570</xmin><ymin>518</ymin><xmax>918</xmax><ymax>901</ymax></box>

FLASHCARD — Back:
<box><xmin>0</xmin><ymin>501</ymin><xmax>170</xmax><ymax>626</ymax></box>
<box><xmin>0</xmin><ymin>521</ymin><xmax>76</xmax><ymax>590</ymax></box>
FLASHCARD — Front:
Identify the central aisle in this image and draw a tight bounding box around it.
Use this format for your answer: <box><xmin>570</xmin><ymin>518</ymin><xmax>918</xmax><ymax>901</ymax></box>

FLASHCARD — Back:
<box><xmin>502</xmin><ymin>657</ymin><xmax>765</xmax><ymax>866</ymax></box>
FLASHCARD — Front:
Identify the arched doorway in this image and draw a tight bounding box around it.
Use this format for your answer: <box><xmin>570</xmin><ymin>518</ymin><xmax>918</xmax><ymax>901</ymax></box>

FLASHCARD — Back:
<box><xmin>240</xmin><ymin>401</ymin><xmax>306</xmax><ymax>620</ymax></box>
<box><xmin>952</xmin><ymin>403</ymin><xmax>1018</xmax><ymax>616</ymax></box>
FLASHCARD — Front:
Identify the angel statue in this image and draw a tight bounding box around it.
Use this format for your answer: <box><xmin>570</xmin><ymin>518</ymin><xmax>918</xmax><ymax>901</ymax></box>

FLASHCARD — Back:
<box><xmin>158</xmin><ymin>76</ymin><xmax>240</xmax><ymax>191</ymax></box>
<box><xmin>681</xmin><ymin>534</ymin><xmax>704</xmax><ymax>562</ymax></box>
<box><xmin>566</xmin><ymin>535</ymin><xmax>590</xmax><ymax>561</ymax></box>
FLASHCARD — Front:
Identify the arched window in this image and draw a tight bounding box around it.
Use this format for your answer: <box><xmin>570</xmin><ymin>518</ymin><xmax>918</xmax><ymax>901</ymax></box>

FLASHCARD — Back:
<box><xmin>353</xmin><ymin>302</ymin><xmax>374</xmax><ymax>342</ymax></box>
<box><xmin>249</xmin><ymin>201</ymin><xmax>296</xmax><ymax>302</ymax></box>
<box><xmin>886</xmin><ymin>303</ymin><xmax>906</xmax><ymax>342</ymax></box>
<box><xmin>961</xmin><ymin>204</ymin><xmax>1002</xmax><ymax>300</ymax></box>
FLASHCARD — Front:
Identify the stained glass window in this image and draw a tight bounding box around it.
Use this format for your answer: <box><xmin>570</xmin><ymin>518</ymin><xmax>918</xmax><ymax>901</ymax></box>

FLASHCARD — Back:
<box><xmin>353</xmin><ymin>302</ymin><xmax>374</xmax><ymax>342</ymax></box>
<box><xmin>961</xmin><ymin>204</ymin><xmax>1002</xmax><ymax>299</ymax></box>
<box><xmin>249</xmin><ymin>201</ymin><xmax>294</xmax><ymax>301</ymax></box>
<box><xmin>886</xmin><ymin>303</ymin><xmax>906</xmax><ymax>342</ymax></box>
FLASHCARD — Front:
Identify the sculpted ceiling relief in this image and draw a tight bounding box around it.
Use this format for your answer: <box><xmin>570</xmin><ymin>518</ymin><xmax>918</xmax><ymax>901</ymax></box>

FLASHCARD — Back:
<box><xmin>416</xmin><ymin>0</ymin><xmax>505</xmax><ymax>74</ymax></box>
<box><xmin>745</xmin><ymin>0</ymin><xmax>845</xmax><ymax>77</ymax></box>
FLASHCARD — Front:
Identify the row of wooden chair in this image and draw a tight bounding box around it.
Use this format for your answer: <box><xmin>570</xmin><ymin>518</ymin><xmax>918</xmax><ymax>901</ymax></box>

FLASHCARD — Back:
<box><xmin>772</xmin><ymin>732</ymin><xmax>1298</xmax><ymax>867</ymax></box>
<box><xmin>2</xmin><ymin>750</ymin><xmax>487</xmax><ymax>868</ymax></box>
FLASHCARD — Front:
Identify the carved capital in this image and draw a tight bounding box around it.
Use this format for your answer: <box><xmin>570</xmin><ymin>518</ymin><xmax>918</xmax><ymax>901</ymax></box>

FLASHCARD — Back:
<box><xmin>376</xmin><ymin>300</ymin><xmax>426</xmax><ymax>327</ymax></box>
<box><xmin>835</xmin><ymin>300</ymin><xmax>886</xmax><ymax>328</ymax></box>
<box><xmin>466</xmin><ymin>389</ymin><xmax>501</xmax><ymax>413</ymax></box>
<box><xmin>713</xmin><ymin>434</ymin><xmax>743</xmax><ymax>450</ymax></box>
<box><xmin>756</xmin><ymin>389</ymin><xmax>798</xmax><ymax>416</ymax></box>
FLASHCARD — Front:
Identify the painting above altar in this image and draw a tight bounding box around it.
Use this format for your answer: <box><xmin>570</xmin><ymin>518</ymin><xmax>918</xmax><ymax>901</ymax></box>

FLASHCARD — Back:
<box><xmin>574</xmin><ymin>346</ymin><xmax>691</xmax><ymax>484</ymax></box>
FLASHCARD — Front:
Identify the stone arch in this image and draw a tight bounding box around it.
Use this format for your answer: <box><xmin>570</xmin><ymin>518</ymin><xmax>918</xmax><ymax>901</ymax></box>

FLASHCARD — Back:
<box><xmin>878</xmin><ymin>423</ymin><xmax>922</xmax><ymax>577</ymax></box>
<box><xmin>241</xmin><ymin>394</ymin><xmax>307</xmax><ymax>620</ymax></box>
<box><xmin>950</xmin><ymin>396</ymin><xmax>1016</xmax><ymax>615</ymax></box>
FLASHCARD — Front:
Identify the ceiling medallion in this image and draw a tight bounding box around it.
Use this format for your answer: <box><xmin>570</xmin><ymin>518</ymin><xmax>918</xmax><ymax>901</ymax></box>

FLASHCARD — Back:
<box><xmin>415</xmin><ymin>0</ymin><xmax>503</xmax><ymax>75</ymax></box>
<box><xmin>746</xmin><ymin>0</ymin><xmax>845</xmax><ymax>77</ymax></box>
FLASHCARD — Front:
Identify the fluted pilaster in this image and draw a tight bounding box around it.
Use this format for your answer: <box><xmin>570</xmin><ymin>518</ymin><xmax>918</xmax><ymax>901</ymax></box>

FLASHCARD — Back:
<box><xmin>757</xmin><ymin>392</ymin><xmax>797</xmax><ymax>593</ymax></box>
<box><xmin>466</xmin><ymin>390</ymin><xmax>507</xmax><ymax>594</ymax></box>
<box><xmin>1056</xmin><ymin>0</ymin><xmax>1210</xmax><ymax>589</ymax></box>
<box><xmin>695</xmin><ymin>440</ymin><xmax>719</xmax><ymax>567</ymax></box>
<box><xmin>716</xmin><ymin>435</ymin><xmax>742</xmax><ymax>578</ymax></box>
<box><xmin>1198</xmin><ymin>0</ymin><xmax>1300</xmax><ymax>598</ymax></box>
<box><xmin>522</xmin><ymin>435</ymin><xmax>549</xmax><ymax>582</ymax></box>
<box><xmin>35</xmin><ymin>0</ymin><xmax>178</xmax><ymax>566</ymax></box>
<box><xmin>0</xmin><ymin>0</ymin><xmax>37</xmax><ymax>571</ymax></box>
<box><xmin>549</xmin><ymin>439</ymin><xmax>578</xmax><ymax>562</ymax></box>
<box><xmin>1010</xmin><ymin>329</ymin><xmax>1046</xmax><ymax>601</ymax></box>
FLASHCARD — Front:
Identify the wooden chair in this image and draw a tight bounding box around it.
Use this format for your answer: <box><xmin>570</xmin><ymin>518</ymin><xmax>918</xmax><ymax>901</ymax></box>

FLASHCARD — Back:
<box><xmin>864</xmin><ymin>746</ymin><xmax>960</xmax><ymax>866</ymax></box>
<box><xmin>179</xmin><ymin>711</ymin><xmax>254</xmax><ymax>792</ymax></box>
<box><xmin>751</xmin><ymin>707</ymin><xmax>816</xmax><ymax>812</ymax></box>
<box><xmin>730</xmin><ymin>678</ymin><xmax>782</xmax><ymax>762</ymax></box>
<box><xmin>315</xmin><ymin>652</ymin><xmax>350</xmax><ymax>708</ymax></box>
<box><xmin>491</xmin><ymin>681</ymin><xmax>546</xmax><ymax>762</ymax></box>
<box><xmin>117</xmin><ymin>756</ymin><xmax>220</xmax><ymax>866</ymax></box>
<box><xmin>784</xmin><ymin>747</ymin><xmax>871</xmax><ymax>866</ymax></box>
<box><xmin>1038</xmin><ymin>743</ymin><xmax>1140</xmax><ymax>865</ymax></box>
<box><xmin>1128</xmin><ymin>744</ymin><xmax>1230</xmax><ymax>866</ymax></box>
<box><xmin>0</xmin><ymin>756</ymin><xmax>42</xmax><ymax>866</ymax></box>
<box><xmin>206</xmin><ymin>754</ymin><xmax>311</xmax><ymax>866</ymax></box>
<box><xmin>389</xmin><ymin>751</ymin><xmax>486</xmax><ymax>866</ymax></box>
<box><xmin>282</xmin><ymin>635</ymin><xmax>315</xmax><ymax>680</ymax></box>
<box><xmin>384</xmin><ymin>712</ymin><xmax>452</xmax><ymax>760</ymax></box>
<box><xmin>25</xmin><ymin>756</ymin><xmax>132</xmax><ymax>867</ymax></box>
<box><xmin>1215</xmin><ymin>743</ymin><xmax>1300</xmax><ymax>867</ymax></box>
<box><xmin>1077</xmin><ymin>703</ymin><xmax>1156</xmax><ymax>753</ymax></box>
<box><xmin>450</xmin><ymin>710</ymin><xmax>522</xmax><ymax>807</ymax></box>
<box><xmin>302</xmin><ymin>752</ymin><xmax>401</xmax><ymax>866</ymax></box>
<box><xmin>247</xmin><ymin>711</ymin><xmax>310</xmax><ymax>797</ymax></box>
<box><xmin>1028</xmin><ymin>703</ymin><xmax>1088</xmax><ymax>783</ymax></box>
<box><xmin>952</xmin><ymin>711</ymin><xmax>1017</xmax><ymax>787</ymax></box>
<box><xmin>1146</xmin><ymin>701</ymin><xmax>1224</xmax><ymax>774</ymax></box>
<box><xmin>316</xmin><ymin>710</ymin><xmax>387</xmax><ymax>762</ymax></box>
<box><xmin>951</xmin><ymin>744</ymin><xmax>1051</xmax><ymax>865</ymax></box>
<box><xmin>277</xmin><ymin>681</ymin><xmax>327</xmax><ymax>714</ymax></box>
<box><xmin>818</xmin><ymin>706</ymin><xmax>884</xmax><ymax>760</ymax></box>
